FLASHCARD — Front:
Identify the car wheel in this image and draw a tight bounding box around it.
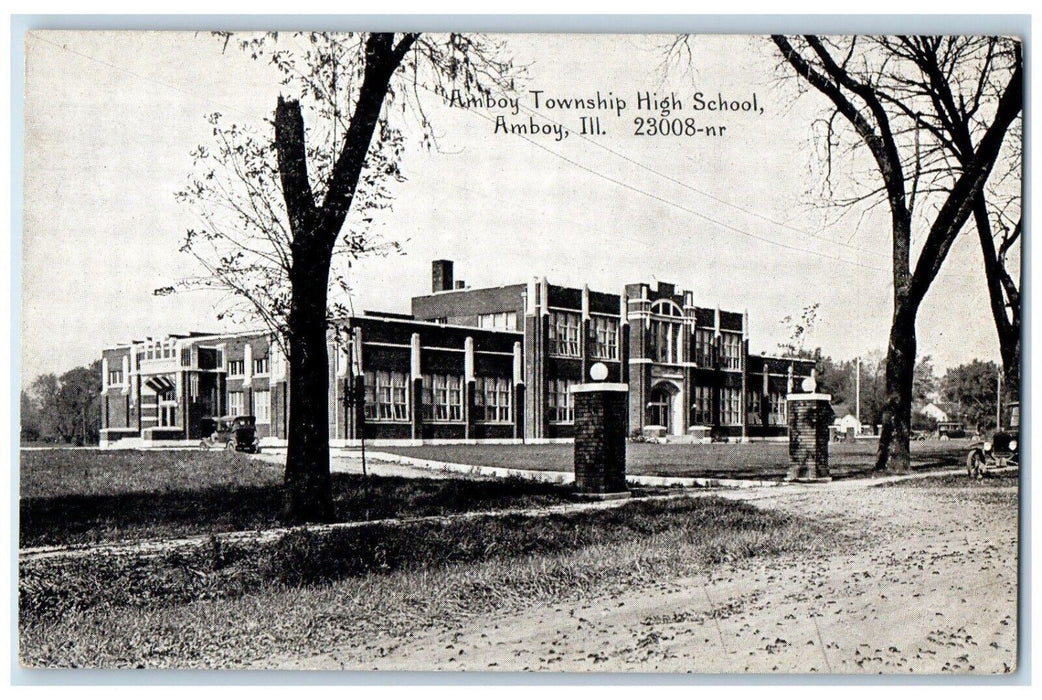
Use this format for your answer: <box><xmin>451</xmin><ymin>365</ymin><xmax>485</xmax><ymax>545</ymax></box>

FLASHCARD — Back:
<box><xmin>940</xmin><ymin>434</ymin><xmax>949</xmax><ymax>441</ymax></box>
<box><xmin>966</xmin><ymin>450</ymin><xmax>984</xmax><ymax>479</ymax></box>
<box><xmin>199</xmin><ymin>440</ymin><xmax>209</xmax><ymax>451</ymax></box>
<box><xmin>225</xmin><ymin>441</ymin><xmax>235</xmax><ymax>452</ymax></box>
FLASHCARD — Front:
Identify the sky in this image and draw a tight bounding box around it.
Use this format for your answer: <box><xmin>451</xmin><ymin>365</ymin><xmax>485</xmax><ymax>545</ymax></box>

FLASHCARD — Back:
<box><xmin>19</xmin><ymin>31</ymin><xmax>1018</xmax><ymax>386</ymax></box>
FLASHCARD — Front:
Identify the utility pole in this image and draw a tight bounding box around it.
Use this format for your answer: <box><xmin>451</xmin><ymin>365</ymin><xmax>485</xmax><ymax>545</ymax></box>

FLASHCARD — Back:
<box><xmin>855</xmin><ymin>356</ymin><xmax>861</xmax><ymax>425</ymax></box>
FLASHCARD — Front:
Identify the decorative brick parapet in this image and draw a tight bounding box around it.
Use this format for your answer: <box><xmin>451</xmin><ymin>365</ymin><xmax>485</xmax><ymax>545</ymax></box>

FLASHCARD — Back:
<box><xmin>786</xmin><ymin>393</ymin><xmax>834</xmax><ymax>482</ymax></box>
<box><xmin>572</xmin><ymin>383</ymin><xmax>629</xmax><ymax>498</ymax></box>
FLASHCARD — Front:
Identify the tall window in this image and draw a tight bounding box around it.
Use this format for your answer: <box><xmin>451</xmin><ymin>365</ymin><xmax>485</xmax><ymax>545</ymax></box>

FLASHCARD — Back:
<box><xmin>253</xmin><ymin>357</ymin><xmax>270</xmax><ymax>375</ymax></box>
<box><xmin>768</xmin><ymin>392</ymin><xmax>787</xmax><ymax>426</ymax></box>
<box><xmin>691</xmin><ymin>385</ymin><xmax>712</xmax><ymax>425</ymax></box>
<box><xmin>693</xmin><ymin>329</ymin><xmax>715</xmax><ymax>366</ymax></box>
<box><xmin>228</xmin><ymin>391</ymin><xmax>244</xmax><ymax>417</ymax></box>
<box><xmin>590</xmin><ymin>316</ymin><xmax>619</xmax><ymax>360</ymax></box>
<box><xmin>721</xmin><ymin>333</ymin><xmax>743</xmax><ymax>370</ymax></box>
<box><xmin>548</xmin><ymin>378</ymin><xmax>575</xmax><ymax>423</ymax></box>
<box><xmin>107</xmin><ymin>369</ymin><xmax>124</xmax><ymax>386</ymax></box>
<box><xmin>649</xmin><ymin>319</ymin><xmax>683</xmax><ymax>364</ymax></box>
<box><xmin>747</xmin><ymin>391</ymin><xmax>762</xmax><ymax>425</ymax></box>
<box><xmin>254</xmin><ymin>389</ymin><xmax>271</xmax><ymax>423</ymax></box>
<box><xmin>363</xmin><ymin>370</ymin><xmax>410</xmax><ymax>421</ymax></box>
<box><xmin>721</xmin><ymin>387</ymin><xmax>741</xmax><ymax>425</ymax></box>
<box><xmin>477</xmin><ymin>311</ymin><xmax>517</xmax><ymax>330</ymax></box>
<box><xmin>228</xmin><ymin>359</ymin><xmax>245</xmax><ymax>376</ymax></box>
<box><xmin>475</xmin><ymin>376</ymin><xmax>512</xmax><ymax>422</ymax></box>
<box><xmin>421</xmin><ymin>373</ymin><xmax>463</xmax><ymax>422</ymax></box>
<box><xmin>548</xmin><ymin>311</ymin><xmax>581</xmax><ymax>357</ymax></box>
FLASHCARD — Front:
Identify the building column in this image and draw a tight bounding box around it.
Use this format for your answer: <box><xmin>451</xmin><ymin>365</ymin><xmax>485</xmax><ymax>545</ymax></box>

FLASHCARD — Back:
<box><xmin>513</xmin><ymin>341</ymin><xmax>524</xmax><ymax>440</ymax></box>
<box><xmin>411</xmin><ymin>333</ymin><xmax>422</xmax><ymax>440</ymax></box>
<box><xmin>581</xmin><ymin>284</ymin><xmax>591</xmax><ymax>379</ymax></box>
<box><xmin>619</xmin><ymin>291</ymin><xmax>630</xmax><ymax>385</ymax></box>
<box><xmin>464</xmin><ymin>336</ymin><xmax>475</xmax><ymax>440</ymax></box>
<box><xmin>741</xmin><ymin>309</ymin><xmax>749</xmax><ymax>443</ymax></box>
<box><xmin>243</xmin><ymin>342</ymin><xmax>254</xmax><ymax>417</ymax></box>
<box><xmin>178</xmin><ymin>371</ymin><xmax>188</xmax><ymax>439</ymax></box>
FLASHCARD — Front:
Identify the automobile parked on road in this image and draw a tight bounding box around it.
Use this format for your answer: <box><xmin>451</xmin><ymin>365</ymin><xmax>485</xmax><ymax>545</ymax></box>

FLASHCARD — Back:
<box><xmin>966</xmin><ymin>402</ymin><xmax>1019</xmax><ymax>479</ymax></box>
<box><xmin>937</xmin><ymin>421</ymin><xmax>966</xmax><ymax>440</ymax></box>
<box><xmin>199</xmin><ymin>415</ymin><xmax>260</xmax><ymax>453</ymax></box>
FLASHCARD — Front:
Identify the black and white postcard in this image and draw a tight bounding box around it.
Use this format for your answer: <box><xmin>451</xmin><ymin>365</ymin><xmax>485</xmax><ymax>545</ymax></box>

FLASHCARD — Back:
<box><xmin>18</xmin><ymin>28</ymin><xmax>1023</xmax><ymax>673</ymax></box>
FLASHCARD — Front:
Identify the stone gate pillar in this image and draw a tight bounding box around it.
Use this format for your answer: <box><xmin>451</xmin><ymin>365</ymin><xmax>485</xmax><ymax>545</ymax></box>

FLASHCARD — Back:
<box><xmin>786</xmin><ymin>392</ymin><xmax>834</xmax><ymax>482</ymax></box>
<box><xmin>572</xmin><ymin>381</ymin><xmax>629</xmax><ymax>499</ymax></box>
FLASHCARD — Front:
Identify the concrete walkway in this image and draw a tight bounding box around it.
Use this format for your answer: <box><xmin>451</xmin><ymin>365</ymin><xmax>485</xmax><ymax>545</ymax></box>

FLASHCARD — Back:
<box><xmin>259</xmin><ymin>449</ymin><xmax>783</xmax><ymax>489</ymax></box>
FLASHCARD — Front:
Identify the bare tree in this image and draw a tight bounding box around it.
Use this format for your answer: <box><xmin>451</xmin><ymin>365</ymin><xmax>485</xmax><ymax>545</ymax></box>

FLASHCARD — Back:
<box><xmin>174</xmin><ymin>33</ymin><xmax>517</xmax><ymax>522</ymax></box>
<box><xmin>770</xmin><ymin>35</ymin><xmax>1022</xmax><ymax>471</ymax></box>
<box><xmin>975</xmin><ymin>122</ymin><xmax>1021</xmax><ymax>401</ymax></box>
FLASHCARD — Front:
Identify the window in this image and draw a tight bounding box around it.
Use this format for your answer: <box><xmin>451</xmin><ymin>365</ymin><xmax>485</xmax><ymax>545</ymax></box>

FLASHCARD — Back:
<box><xmin>159</xmin><ymin>403</ymin><xmax>176</xmax><ymax>427</ymax></box>
<box><xmin>475</xmin><ymin>376</ymin><xmax>512</xmax><ymax>422</ymax></box>
<box><xmin>253</xmin><ymin>357</ymin><xmax>269</xmax><ymax>375</ymax></box>
<box><xmin>649</xmin><ymin>319</ymin><xmax>683</xmax><ymax>364</ymax></box>
<box><xmin>548</xmin><ymin>311</ymin><xmax>581</xmax><ymax>357</ymax></box>
<box><xmin>363</xmin><ymin>370</ymin><xmax>410</xmax><ymax>421</ymax></box>
<box><xmin>721</xmin><ymin>387</ymin><xmax>741</xmax><ymax>425</ymax></box>
<box><xmin>747</xmin><ymin>391</ymin><xmax>762</xmax><ymax>425</ymax></box>
<box><xmin>721</xmin><ymin>332</ymin><xmax>743</xmax><ymax>371</ymax></box>
<box><xmin>228</xmin><ymin>359</ymin><xmax>245</xmax><ymax>376</ymax></box>
<box><xmin>691</xmin><ymin>385</ymin><xmax>712</xmax><ymax>425</ymax></box>
<box><xmin>694</xmin><ymin>329</ymin><xmax>715</xmax><ymax>366</ymax></box>
<box><xmin>548</xmin><ymin>378</ymin><xmax>576</xmax><ymax>423</ymax></box>
<box><xmin>477</xmin><ymin>311</ymin><xmax>517</xmax><ymax>330</ymax></box>
<box><xmin>590</xmin><ymin>316</ymin><xmax>619</xmax><ymax>360</ymax></box>
<box><xmin>254</xmin><ymin>389</ymin><xmax>271</xmax><ymax>423</ymax></box>
<box><xmin>421</xmin><ymin>373</ymin><xmax>464</xmax><ymax>421</ymax></box>
<box><xmin>768</xmin><ymin>392</ymin><xmax>787</xmax><ymax>426</ymax></box>
<box><xmin>228</xmin><ymin>391</ymin><xmax>244</xmax><ymax>417</ymax></box>
<box><xmin>107</xmin><ymin>369</ymin><xmax>124</xmax><ymax>386</ymax></box>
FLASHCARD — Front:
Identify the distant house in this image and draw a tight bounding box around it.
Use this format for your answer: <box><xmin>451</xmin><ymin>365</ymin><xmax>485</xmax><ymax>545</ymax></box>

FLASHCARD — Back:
<box><xmin>919</xmin><ymin>402</ymin><xmax>950</xmax><ymax>423</ymax></box>
<box><xmin>833</xmin><ymin>413</ymin><xmax>862</xmax><ymax>435</ymax></box>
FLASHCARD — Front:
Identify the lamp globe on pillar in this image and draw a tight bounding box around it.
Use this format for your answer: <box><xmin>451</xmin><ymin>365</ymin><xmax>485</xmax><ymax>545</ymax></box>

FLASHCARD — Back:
<box><xmin>572</xmin><ymin>361</ymin><xmax>629</xmax><ymax>500</ymax></box>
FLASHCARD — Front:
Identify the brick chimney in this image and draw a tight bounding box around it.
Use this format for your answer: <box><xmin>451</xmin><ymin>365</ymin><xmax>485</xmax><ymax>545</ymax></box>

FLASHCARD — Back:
<box><xmin>432</xmin><ymin>260</ymin><xmax>454</xmax><ymax>293</ymax></box>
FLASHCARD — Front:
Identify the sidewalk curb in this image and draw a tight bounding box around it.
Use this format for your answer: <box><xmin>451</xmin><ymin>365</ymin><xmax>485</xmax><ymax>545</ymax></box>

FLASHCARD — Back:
<box><xmin>362</xmin><ymin>451</ymin><xmax>782</xmax><ymax>490</ymax></box>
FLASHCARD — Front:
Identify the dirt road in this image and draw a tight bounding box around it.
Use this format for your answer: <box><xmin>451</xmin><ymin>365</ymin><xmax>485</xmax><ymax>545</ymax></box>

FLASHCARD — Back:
<box><xmin>261</xmin><ymin>479</ymin><xmax>1018</xmax><ymax>674</ymax></box>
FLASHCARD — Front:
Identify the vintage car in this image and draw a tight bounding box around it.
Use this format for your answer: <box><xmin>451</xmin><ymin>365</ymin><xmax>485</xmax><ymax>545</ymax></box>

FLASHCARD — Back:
<box><xmin>936</xmin><ymin>421</ymin><xmax>966</xmax><ymax>440</ymax></box>
<box><xmin>966</xmin><ymin>402</ymin><xmax>1019</xmax><ymax>479</ymax></box>
<box><xmin>199</xmin><ymin>415</ymin><xmax>260</xmax><ymax>453</ymax></box>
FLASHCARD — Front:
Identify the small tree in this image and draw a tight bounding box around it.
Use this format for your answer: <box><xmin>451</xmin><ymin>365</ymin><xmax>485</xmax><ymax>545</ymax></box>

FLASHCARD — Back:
<box><xmin>942</xmin><ymin>359</ymin><xmax>1001</xmax><ymax>432</ymax></box>
<box><xmin>777</xmin><ymin>303</ymin><xmax>821</xmax><ymax>359</ymax></box>
<box><xmin>175</xmin><ymin>33</ymin><xmax>517</xmax><ymax>523</ymax></box>
<box><xmin>771</xmin><ymin>35</ymin><xmax>1022</xmax><ymax>471</ymax></box>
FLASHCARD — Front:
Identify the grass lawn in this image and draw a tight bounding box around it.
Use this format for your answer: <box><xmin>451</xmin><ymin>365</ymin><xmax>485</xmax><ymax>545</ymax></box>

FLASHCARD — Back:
<box><xmin>20</xmin><ymin>495</ymin><xmax>836</xmax><ymax>668</ymax></box>
<box><xmin>20</xmin><ymin>449</ymin><xmax>574</xmax><ymax>548</ymax></box>
<box><xmin>381</xmin><ymin>439</ymin><xmax>972</xmax><ymax>480</ymax></box>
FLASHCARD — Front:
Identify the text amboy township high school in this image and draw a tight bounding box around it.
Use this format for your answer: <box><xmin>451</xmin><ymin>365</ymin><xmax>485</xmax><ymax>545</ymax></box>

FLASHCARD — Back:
<box><xmin>98</xmin><ymin>260</ymin><xmax>814</xmax><ymax>448</ymax></box>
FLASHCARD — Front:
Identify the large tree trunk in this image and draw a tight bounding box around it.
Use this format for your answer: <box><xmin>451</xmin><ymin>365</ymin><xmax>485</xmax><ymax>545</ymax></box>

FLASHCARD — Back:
<box><xmin>874</xmin><ymin>301</ymin><xmax>917</xmax><ymax>472</ymax></box>
<box><xmin>275</xmin><ymin>34</ymin><xmax>416</xmax><ymax>524</ymax></box>
<box><xmin>282</xmin><ymin>253</ymin><xmax>335</xmax><ymax>523</ymax></box>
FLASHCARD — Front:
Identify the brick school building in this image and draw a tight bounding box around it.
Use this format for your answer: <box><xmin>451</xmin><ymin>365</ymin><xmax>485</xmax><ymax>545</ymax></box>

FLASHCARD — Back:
<box><xmin>99</xmin><ymin>260</ymin><xmax>813</xmax><ymax>448</ymax></box>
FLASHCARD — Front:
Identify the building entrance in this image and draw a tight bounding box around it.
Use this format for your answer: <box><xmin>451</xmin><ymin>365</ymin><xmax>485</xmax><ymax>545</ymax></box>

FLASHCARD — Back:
<box><xmin>648</xmin><ymin>382</ymin><xmax>683</xmax><ymax>435</ymax></box>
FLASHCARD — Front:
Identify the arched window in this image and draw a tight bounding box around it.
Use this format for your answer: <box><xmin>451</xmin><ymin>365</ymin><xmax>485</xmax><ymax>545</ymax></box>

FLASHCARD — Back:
<box><xmin>648</xmin><ymin>299</ymin><xmax>685</xmax><ymax>363</ymax></box>
<box><xmin>651</xmin><ymin>299</ymin><xmax>683</xmax><ymax>317</ymax></box>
